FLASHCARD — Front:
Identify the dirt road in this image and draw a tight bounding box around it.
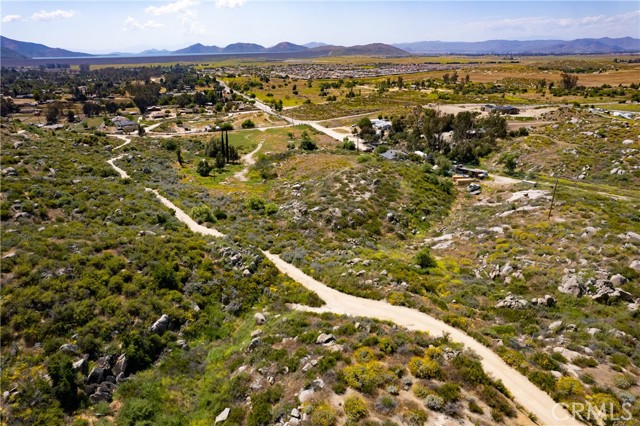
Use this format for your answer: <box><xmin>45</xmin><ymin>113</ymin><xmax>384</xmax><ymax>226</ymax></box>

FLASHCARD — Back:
<box><xmin>144</xmin><ymin>189</ymin><xmax>225</xmax><ymax>237</ymax></box>
<box><xmin>263</xmin><ymin>251</ymin><xmax>583</xmax><ymax>426</ymax></box>
<box><xmin>233</xmin><ymin>140</ymin><xmax>263</xmax><ymax>181</ymax></box>
<box><xmin>104</xmin><ymin>119</ymin><xmax>582</xmax><ymax>426</ymax></box>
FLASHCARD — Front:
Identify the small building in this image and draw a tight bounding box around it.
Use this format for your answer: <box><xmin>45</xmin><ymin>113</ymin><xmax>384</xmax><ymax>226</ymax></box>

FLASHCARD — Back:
<box><xmin>379</xmin><ymin>150</ymin><xmax>406</xmax><ymax>161</ymax></box>
<box><xmin>149</xmin><ymin>111</ymin><xmax>166</xmax><ymax>119</ymax></box>
<box><xmin>115</xmin><ymin>119</ymin><xmax>138</xmax><ymax>133</ymax></box>
<box><xmin>482</xmin><ymin>104</ymin><xmax>519</xmax><ymax>115</ymax></box>
<box><xmin>371</xmin><ymin>119</ymin><xmax>392</xmax><ymax>132</ymax></box>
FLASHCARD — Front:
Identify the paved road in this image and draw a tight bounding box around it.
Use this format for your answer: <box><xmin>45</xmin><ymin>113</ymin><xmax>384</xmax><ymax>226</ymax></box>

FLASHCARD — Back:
<box><xmin>219</xmin><ymin>79</ymin><xmax>366</xmax><ymax>149</ymax></box>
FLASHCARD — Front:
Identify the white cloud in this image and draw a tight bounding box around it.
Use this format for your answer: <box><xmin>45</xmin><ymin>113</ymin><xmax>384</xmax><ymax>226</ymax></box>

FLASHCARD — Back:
<box><xmin>145</xmin><ymin>0</ymin><xmax>198</xmax><ymax>16</ymax></box>
<box><xmin>31</xmin><ymin>9</ymin><xmax>76</xmax><ymax>22</ymax></box>
<box><xmin>145</xmin><ymin>0</ymin><xmax>208</xmax><ymax>36</ymax></box>
<box><xmin>461</xmin><ymin>10</ymin><xmax>640</xmax><ymax>39</ymax></box>
<box><xmin>215</xmin><ymin>0</ymin><xmax>246</xmax><ymax>8</ymax></box>
<box><xmin>1</xmin><ymin>14</ymin><xmax>22</xmax><ymax>23</ymax></box>
<box><xmin>123</xmin><ymin>16</ymin><xmax>164</xmax><ymax>31</ymax></box>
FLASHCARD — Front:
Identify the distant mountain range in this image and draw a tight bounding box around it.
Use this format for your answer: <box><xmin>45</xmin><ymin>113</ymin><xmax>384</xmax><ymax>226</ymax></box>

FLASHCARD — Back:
<box><xmin>1</xmin><ymin>36</ymin><xmax>638</xmax><ymax>62</ymax></box>
<box><xmin>1</xmin><ymin>36</ymin><xmax>93</xmax><ymax>59</ymax></box>
<box><xmin>393</xmin><ymin>37</ymin><xmax>640</xmax><ymax>54</ymax></box>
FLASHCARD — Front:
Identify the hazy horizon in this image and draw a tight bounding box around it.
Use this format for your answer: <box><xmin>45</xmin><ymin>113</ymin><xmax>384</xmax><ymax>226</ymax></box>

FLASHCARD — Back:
<box><xmin>1</xmin><ymin>1</ymin><xmax>638</xmax><ymax>54</ymax></box>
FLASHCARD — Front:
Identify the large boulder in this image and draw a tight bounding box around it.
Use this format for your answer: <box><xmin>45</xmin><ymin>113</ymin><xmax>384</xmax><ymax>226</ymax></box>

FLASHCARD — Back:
<box><xmin>247</xmin><ymin>337</ymin><xmax>261</xmax><ymax>352</ymax></box>
<box><xmin>610</xmin><ymin>274</ymin><xmax>628</xmax><ymax>286</ymax></box>
<box><xmin>558</xmin><ymin>275</ymin><xmax>584</xmax><ymax>296</ymax></box>
<box><xmin>72</xmin><ymin>356</ymin><xmax>89</xmax><ymax>373</ymax></box>
<box><xmin>150</xmin><ymin>314</ymin><xmax>170</xmax><ymax>334</ymax></box>
<box><xmin>113</xmin><ymin>354</ymin><xmax>127</xmax><ymax>377</ymax></box>
<box><xmin>59</xmin><ymin>343</ymin><xmax>79</xmax><ymax>354</ymax></box>
<box><xmin>254</xmin><ymin>313</ymin><xmax>266</xmax><ymax>325</ymax></box>
<box><xmin>316</xmin><ymin>333</ymin><xmax>335</xmax><ymax>345</ymax></box>
<box><xmin>86</xmin><ymin>367</ymin><xmax>104</xmax><ymax>384</ymax></box>
<box><xmin>215</xmin><ymin>408</ymin><xmax>230</xmax><ymax>424</ymax></box>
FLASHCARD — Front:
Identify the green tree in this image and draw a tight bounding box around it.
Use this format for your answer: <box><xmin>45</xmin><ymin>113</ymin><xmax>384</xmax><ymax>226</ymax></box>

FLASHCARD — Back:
<box><xmin>215</xmin><ymin>151</ymin><xmax>226</xmax><ymax>170</ymax></box>
<box><xmin>46</xmin><ymin>353</ymin><xmax>78</xmax><ymax>412</ymax></box>
<box><xmin>498</xmin><ymin>152</ymin><xmax>519</xmax><ymax>175</ymax></box>
<box><xmin>46</xmin><ymin>104</ymin><xmax>62</xmax><ymax>124</ymax></box>
<box><xmin>197</xmin><ymin>159</ymin><xmax>211</xmax><ymax>177</ymax></box>
<box><xmin>560</xmin><ymin>73</ymin><xmax>579</xmax><ymax>91</ymax></box>
<box><xmin>299</xmin><ymin>131</ymin><xmax>318</xmax><ymax>151</ymax></box>
<box><xmin>415</xmin><ymin>248</ymin><xmax>437</xmax><ymax>269</ymax></box>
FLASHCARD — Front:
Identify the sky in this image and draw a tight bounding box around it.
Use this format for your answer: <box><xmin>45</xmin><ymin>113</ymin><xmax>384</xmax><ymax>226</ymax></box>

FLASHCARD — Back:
<box><xmin>1</xmin><ymin>0</ymin><xmax>639</xmax><ymax>53</ymax></box>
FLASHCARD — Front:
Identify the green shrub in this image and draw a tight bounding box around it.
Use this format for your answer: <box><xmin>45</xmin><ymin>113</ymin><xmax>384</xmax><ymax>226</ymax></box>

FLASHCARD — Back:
<box><xmin>415</xmin><ymin>248</ymin><xmax>437</xmax><ymax>269</ymax></box>
<box><xmin>309</xmin><ymin>403</ymin><xmax>337</xmax><ymax>426</ymax></box>
<box><xmin>424</xmin><ymin>394</ymin><xmax>444</xmax><ymax>411</ymax></box>
<box><xmin>408</xmin><ymin>357</ymin><xmax>441</xmax><ymax>379</ymax></box>
<box><xmin>375</xmin><ymin>394</ymin><xmax>397</xmax><ymax>415</ymax></box>
<box><xmin>436</xmin><ymin>383</ymin><xmax>460</xmax><ymax>402</ymax></box>
<box><xmin>190</xmin><ymin>204</ymin><xmax>215</xmax><ymax>223</ymax></box>
<box><xmin>555</xmin><ymin>377</ymin><xmax>584</xmax><ymax>400</ymax></box>
<box><xmin>344</xmin><ymin>395</ymin><xmax>368</xmax><ymax>425</ymax></box>
<box><xmin>468</xmin><ymin>399</ymin><xmax>484</xmax><ymax>414</ymax></box>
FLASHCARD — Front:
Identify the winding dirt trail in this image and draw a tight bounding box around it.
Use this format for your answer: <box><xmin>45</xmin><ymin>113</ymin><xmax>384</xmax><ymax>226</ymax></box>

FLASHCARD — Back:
<box><xmin>263</xmin><ymin>252</ymin><xmax>582</xmax><ymax>426</ymax></box>
<box><xmin>144</xmin><ymin>189</ymin><xmax>225</xmax><ymax>237</ymax></box>
<box><xmin>107</xmin><ymin>155</ymin><xmax>129</xmax><ymax>179</ymax></box>
<box><xmin>233</xmin><ymin>140</ymin><xmax>264</xmax><ymax>181</ymax></box>
<box><xmin>105</xmin><ymin>125</ymin><xmax>582</xmax><ymax>426</ymax></box>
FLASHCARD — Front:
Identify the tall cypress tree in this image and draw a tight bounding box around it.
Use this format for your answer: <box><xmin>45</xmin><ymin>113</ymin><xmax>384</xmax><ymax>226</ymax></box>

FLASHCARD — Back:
<box><xmin>225</xmin><ymin>131</ymin><xmax>230</xmax><ymax>163</ymax></box>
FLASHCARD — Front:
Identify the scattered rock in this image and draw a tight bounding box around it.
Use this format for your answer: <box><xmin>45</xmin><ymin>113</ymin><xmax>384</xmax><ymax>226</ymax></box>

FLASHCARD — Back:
<box><xmin>630</xmin><ymin>260</ymin><xmax>640</xmax><ymax>271</ymax></box>
<box><xmin>251</xmin><ymin>329</ymin><xmax>263</xmax><ymax>338</ymax></box>
<box><xmin>2</xmin><ymin>167</ymin><xmax>17</xmax><ymax>176</ymax></box>
<box><xmin>549</xmin><ymin>320</ymin><xmax>563</xmax><ymax>332</ymax></box>
<box><xmin>59</xmin><ymin>343</ymin><xmax>79</xmax><ymax>354</ymax></box>
<box><xmin>495</xmin><ymin>293</ymin><xmax>528</xmax><ymax>309</ymax></box>
<box><xmin>499</xmin><ymin>262</ymin><xmax>513</xmax><ymax>278</ymax></box>
<box><xmin>532</xmin><ymin>295</ymin><xmax>556</xmax><ymax>307</ymax></box>
<box><xmin>247</xmin><ymin>337</ymin><xmax>261</xmax><ymax>352</ymax></box>
<box><xmin>587</xmin><ymin>328</ymin><xmax>601</xmax><ymax>336</ymax></box>
<box><xmin>558</xmin><ymin>274</ymin><xmax>584</xmax><ymax>296</ymax></box>
<box><xmin>610</xmin><ymin>274</ymin><xmax>628</xmax><ymax>286</ymax></box>
<box><xmin>149</xmin><ymin>314</ymin><xmax>170</xmax><ymax>334</ymax></box>
<box><xmin>298</xmin><ymin>389</ymin><xmax>315</xmax><ymax>403</ymax></box>
<box><xmin>113</xmin><ymin>354</ymin><xmax>127</xmax><ymax>377</ymax></box>
<box><xmin>254</xmin><ymin>312</ymin><xmax>266</xmax><ymax>325</ymax></box>
<box><xmin>72</xmin><ymin>357</ymin><xmax>88</xmax><ymax>373</ymax></box>
<box><xmin>553</xmin><ymin>347</ymin><xmax>583</xmax><ymax>362</ymax></box>
<box><xmin>316</xmin><ymin>333</ymin><xmax>335</xmax><ymax>345</ymax></box>
<box><xmin>291</xmin><ymin>408</ymin><xmax>301</xmax><ymax>419</ymax></box>
<box><xmin>86</xmin><ymin>367</ymin><xmax>104</xmax><ymax>384</ymax></box>
<box><xmin>215</xmin><ymin>408</ymin><xmax>230</xmax><ymax>424</ymax></box>
<box><xmin>627</xmin><ymin>232</ymin><xmax>640</xmax><ymax>242</ymax></box>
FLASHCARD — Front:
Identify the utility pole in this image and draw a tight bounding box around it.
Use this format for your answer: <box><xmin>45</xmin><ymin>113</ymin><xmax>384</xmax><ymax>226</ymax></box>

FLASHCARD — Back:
<box><xmin>548</xmin><ymin>179</ymin><xmax>559</xmax><ymax>219</ymax></box>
